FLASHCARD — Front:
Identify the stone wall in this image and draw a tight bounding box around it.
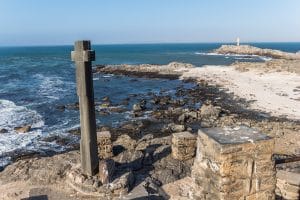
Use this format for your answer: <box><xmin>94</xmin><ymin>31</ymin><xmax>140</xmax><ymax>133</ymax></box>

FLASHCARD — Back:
<box><xmin>97</xmin><ymin>131</ymin><xmax>113</xmax><ymax>159</ymax></box>
<box><xmin>171</xmin><ymin>131</ymin><xmax>197</xmax><ymax>161</ymax></box>
<box><xmin>191</xmin><ymin>126</ymin><xmax>276</xmax><ymax>200</ymax></box>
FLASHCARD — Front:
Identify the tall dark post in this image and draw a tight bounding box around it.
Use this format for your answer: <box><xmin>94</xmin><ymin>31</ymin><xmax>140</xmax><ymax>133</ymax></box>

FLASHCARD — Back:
<box><xmin>71</xmin><ymin>40</ymin><xmax>98</xmax><ymax>176</ymax></box>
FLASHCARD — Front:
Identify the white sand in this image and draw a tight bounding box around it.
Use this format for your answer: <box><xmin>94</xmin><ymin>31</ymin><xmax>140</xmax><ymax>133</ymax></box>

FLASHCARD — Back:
<box><xmin>181</xmin><ymin>65</ymin><xmax>300</xmax><ymax>120</ymax></box>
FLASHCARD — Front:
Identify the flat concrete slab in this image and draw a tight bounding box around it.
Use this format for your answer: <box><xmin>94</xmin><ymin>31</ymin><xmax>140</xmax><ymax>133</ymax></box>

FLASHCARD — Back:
<box><xmin>199</xmin><ymin>126</ymin><xmax>271</xmax><ymax>145</ymax></box>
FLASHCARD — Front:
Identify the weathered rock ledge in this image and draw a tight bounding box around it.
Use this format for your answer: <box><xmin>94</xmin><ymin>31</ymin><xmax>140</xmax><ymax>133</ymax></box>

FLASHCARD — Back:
<box><xmin>95</xmin><ymin>62</ymin><xmax>194</xmax><ymax>79</ymax></box>
<box><xmin>214</xmin><ymin>45</ymin><xmax>300</xmax><ymax>60</ymax></box>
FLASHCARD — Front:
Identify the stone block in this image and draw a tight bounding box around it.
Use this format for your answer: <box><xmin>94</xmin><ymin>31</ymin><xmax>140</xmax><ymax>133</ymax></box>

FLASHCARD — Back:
<box><xmin>276</xmin><ymin>170</ymin><xmax>300</xmax><ymax>200</ymax></box>
<box><xmin>192</xmin><ymin>126</ymin><xmax>276</xmax><ymax>200</ymax></box>
<box><xmin>97</xmin><ymin>131</ymin><xmax>113</xmax><ymax>159</ymax></box>
<box><xmin>98</xmin><ymin>159</ymin><xmax>115</xmax><ymax>184</ymax></box>
<box><xmin>171</xmin><ymin>131</ymin><xmax>196</xmax><ymax>161</ymax></box>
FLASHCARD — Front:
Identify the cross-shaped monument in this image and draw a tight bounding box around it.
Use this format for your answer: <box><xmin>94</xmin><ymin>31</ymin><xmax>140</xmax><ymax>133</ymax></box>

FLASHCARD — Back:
<box><xmin>71</xmin><ymin>40</ymin><xmax>99</xmax><ymax>176</ymax></box>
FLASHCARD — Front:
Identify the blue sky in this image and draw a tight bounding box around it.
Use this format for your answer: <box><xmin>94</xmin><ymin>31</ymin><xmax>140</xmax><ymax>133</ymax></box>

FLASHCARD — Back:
<box><xmin>0</xmin><ymin>0</ymin><xmax>299</xmax><ymax>46</ymax></box>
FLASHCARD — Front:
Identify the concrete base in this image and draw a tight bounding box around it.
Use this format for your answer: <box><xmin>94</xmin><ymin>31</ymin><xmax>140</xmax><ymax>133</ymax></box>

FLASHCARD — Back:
<box><xmin>66</xmin><ymin>164</ymin><xmax>134</xmax><ymax>198</ymax></box>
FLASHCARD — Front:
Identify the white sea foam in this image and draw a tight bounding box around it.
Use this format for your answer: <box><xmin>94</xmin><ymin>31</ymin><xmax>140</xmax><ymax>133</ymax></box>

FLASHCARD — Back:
<box><xmin>0</xmin><ymin>157</ymin><xmax>11</xmax><ymax>169</ymax></box>
<box><xmin>195</xmin><ymin>52</ymin><xmax>222</xmax><ymax>56</ymax></box>
<box><xmin>102</xmin><ymin>74</ymin><xmax>114</xmax><ymax>78</ymax></box>
<box><xmin>0</xmin><ymin>99</ymin><xmax>45</xmax><ymax>168</ymax></box>
<box><xmin>34</xmin><ymin>74</ymin><xmax>75</xmax><ymax>100</ymax></box>
<box><xmin>259</xmin><ymin>56</ymin><xmax>272</xmax><ymax>61</ymax></box>
<box><xmin>0</xmin><ymin>99</ymin><xmax>44</xmax><ymax>131</ymax></box>
<box><xmin>195</xmin><ymin>52</ymin><xmax>272</xmax><ymax>61</ymax></box>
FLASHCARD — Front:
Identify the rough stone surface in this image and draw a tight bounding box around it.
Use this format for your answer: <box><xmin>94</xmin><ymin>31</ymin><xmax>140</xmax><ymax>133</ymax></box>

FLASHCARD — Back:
<box><xmin>161</xmin><ymin>177</ymin><xmax>200</xmax><ymax>200</ymax></box>
<box><xmin>98</xmin><ymin>159</ymin><xmax>115</xmax><ymax>184</ymax></box>
<box><xmin>72</xmin><ymin>40</ymin><xmax>98</xmax><ymax>176</ymax></box>
<box><xmin>113</xmin><ymin>149</ymin><xmax>144</xmax><ymax>170</ymax></box>
<box><xmin>192</xmin><ymin>126</ymin><xmax>276</xmax><ymax>200</ymax></box>
<box><xmin>113</xmin><ymin>134</ymin><xmax>137</xmax><ymax>151</ymax></box>
<box><xmin>97</xmin><ymin>131</ymin><xmax>113</xmax><ymax>159</ymax></box>
<box><xmin>172</xmin><ymin>132</ymin><xmax>197</xmax><ymax>161</ymax></box>
<box><xmin>276</xmin><ymin>170</ymin><xmax>300</xmax><ymax>200</ymax></box>
<box><xmin>66</xmin><ymin>164</ymin><xmax>134</xmax><ymax>198</ymax></box>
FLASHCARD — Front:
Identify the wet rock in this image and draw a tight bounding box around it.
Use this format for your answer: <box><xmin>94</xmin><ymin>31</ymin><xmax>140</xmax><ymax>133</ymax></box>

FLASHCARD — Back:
<box><xmin>0</xmin><ymin>128</ymin><xmax>8</xmax><ymax>134</ymax></box>
<box><xmin>42</xmin><ymin>135</ymin><xmax>70</xmax><ymax>146</ymax></box>
<box><xmin>56</xmin><ymin>105</ymin><xmax>66</xmax><ymax>111</ymax></box>
<box><xmin>102</xmin><ymin>96</ymin><xmax>110</xmax><ymax>102</ymax></box>
<box><xmin>158</xmin><ymin>95</ymin><xmax>171</xmax><ymax>106</ymax></box>
<box><xmin>113</xmin><ymin>150</ymin><xmax>144</xmax><ymax>170</ymax></box>
<box><xmin>99</xmin><ymin>103</ymin><xmax>110</xmax><ymax>108</ymax></box>
<box><xmin>98</xmin><ymin>110</ymin><xmax>110</xmax><ymax>115</ymax></box>
<box><xmin>65</xmin><ymin>102</ymin><xmax>79</xmax><ymax>110</ymax></box>
<box><xmin>14</xmin><ymin>125</ymin><xmax>31</xmax><ymax>133</ymax></box>
<box><xmin>99</xmin><ymin>96</ymin><xmax>112</xmax><ymax>108</ymax></box>
<box><xmin>68</xmin><ymin>128</ymin><xmax>81</xmax><ymax>135</ymax></box>
<box><xmin>168</xmin><ymin>107</ymin><xmax>183</xmax><ymax>116</ymax></box>
<box><xmin>109</xmin><ymin>107</ymin><xmax>126</xmax><ymax>113</ymax></box>
<box><xmin>133</xmin><ymin>100</ymin><xmax>146</xmax><ymax>112</ymax></box>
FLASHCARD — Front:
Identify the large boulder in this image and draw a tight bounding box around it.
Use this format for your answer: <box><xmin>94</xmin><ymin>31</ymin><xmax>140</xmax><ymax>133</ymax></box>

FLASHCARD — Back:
<box><xmin>113</xmin><ymin>150</ymin><xmax>144</xmax><ymax>170</ymax></box>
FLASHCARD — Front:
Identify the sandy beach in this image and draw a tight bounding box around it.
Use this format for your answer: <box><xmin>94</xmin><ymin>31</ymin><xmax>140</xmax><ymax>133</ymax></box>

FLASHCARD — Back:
<box><xmin>181</xmin><ymin>63</ymin><xmax>300</xmax><ymax>120</ymax></box>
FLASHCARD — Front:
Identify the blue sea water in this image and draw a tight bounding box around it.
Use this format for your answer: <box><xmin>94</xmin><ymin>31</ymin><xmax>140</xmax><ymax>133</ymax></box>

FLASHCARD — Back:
<box><xmin>0</xmin><ymin>42</ymin><xmax>299</xmax><ymax>168</ymax></box>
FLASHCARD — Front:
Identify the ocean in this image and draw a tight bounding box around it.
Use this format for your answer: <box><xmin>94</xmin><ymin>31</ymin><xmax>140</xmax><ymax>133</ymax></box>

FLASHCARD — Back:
<box><xmin>0</xmin><ymin>42</ymin><xmax>299</xmax><ymax>169</ymax></box>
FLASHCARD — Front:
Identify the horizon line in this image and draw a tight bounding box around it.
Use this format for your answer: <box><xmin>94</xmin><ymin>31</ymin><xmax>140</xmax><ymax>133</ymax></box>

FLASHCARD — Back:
<box><xmin>1</xmin><ymin>41</ymin><xmax>300</xmax><ymax>48</ymax></box>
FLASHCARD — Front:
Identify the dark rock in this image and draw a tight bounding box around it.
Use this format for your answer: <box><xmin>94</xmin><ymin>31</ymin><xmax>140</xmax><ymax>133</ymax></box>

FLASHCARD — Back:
<box><xmin>99</xmin><ymin>110</ymin><xmax>110</xmax><ymax>115</ymax></box>
<box><xmin>0</xmin><ymin>128</ymin><xmax>8</xmax><ymax>134</ymax></box>
<box><xmin>102</xmin><ymin>96</ymin><xmax>110</xmax><ymax>102</ymax></box>
<box><xmin>56</xmin><ymin>105</ymin><xmax>66</xmax><ymax>111</ymax></box>
<box><xmin>65</xmin><ymin>102</ymin><xmax>79</xmax><ymax>110</ymax></box>
<box><xmin>109</xmin><ymin>107</ymin><xmax>126</xmax><ymax>113</ymax></box>
<box><xmin>133</xmin><ymin>100</ymin><xmax>146</xmax><ymax>112</ymax></box>
<box><xmin>68</xmin><ymin>128</ymin><xmax>81</xmax><ymax>135</ymax></box>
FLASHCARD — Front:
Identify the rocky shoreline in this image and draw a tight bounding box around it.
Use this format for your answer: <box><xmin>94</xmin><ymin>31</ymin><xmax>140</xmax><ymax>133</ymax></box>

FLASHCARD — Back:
<box><xmin>214</xmin><ymin>45</ymin><xmax>300</xmax><ymax>60</ymax></box>
<box><xmin>1</xmin><ymin>49</ymin><xmax>300</xmax><ymax>199</ymax></box>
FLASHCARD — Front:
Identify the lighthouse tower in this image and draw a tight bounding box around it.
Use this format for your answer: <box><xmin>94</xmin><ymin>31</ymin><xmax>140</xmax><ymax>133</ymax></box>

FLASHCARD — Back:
<box><xmin>236</xmin><ymin>37</ymin><xmax>240</xmax><ymax>46</ymax></box>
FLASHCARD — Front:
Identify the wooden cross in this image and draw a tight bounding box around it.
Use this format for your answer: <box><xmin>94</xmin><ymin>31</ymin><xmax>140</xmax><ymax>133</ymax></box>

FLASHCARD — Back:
<box><xmin>71</xmin><ymin>40</ymin><xmax>99</xmax><ymax>176</ymax></box>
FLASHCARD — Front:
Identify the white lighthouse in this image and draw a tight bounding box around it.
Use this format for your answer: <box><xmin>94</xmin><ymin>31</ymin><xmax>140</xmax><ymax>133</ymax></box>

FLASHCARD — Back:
<box><xmin>236</xmin><ymin>37</ymin><xmax>240</xmax><ymax>46</ymax></box>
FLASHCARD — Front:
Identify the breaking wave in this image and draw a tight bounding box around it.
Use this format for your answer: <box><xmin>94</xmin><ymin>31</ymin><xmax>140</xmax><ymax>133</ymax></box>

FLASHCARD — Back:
<box><xmin>0</xmin><ymin>99</ymin><xmax>44</xmax><ymax>168</ymax></box>
<box><xmin>34</xmin><ymin>74</ymin><xmax>75</xmax><ymax>101</ymax></box>
<box><xmin>195</xmin><ymin>52</ymin><xmax>272</xmax><ymax>61</ymax></box>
